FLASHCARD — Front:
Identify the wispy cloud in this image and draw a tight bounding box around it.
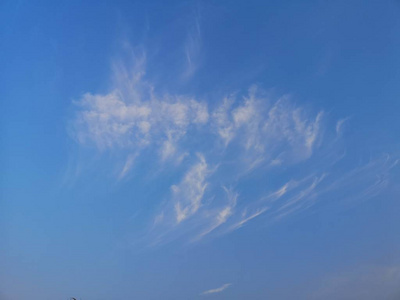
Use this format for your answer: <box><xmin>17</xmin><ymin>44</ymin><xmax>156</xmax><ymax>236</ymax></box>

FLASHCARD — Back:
<box><xmin>72</xmin><ymin>55</ymin><xmax>323</xmax><ymax>176</ymax></box>
<box><xmin>212</xmin><ymin>88</ymin><xmax>324</xmax><ymax>167</ymax></box>
<box><xmin>70</xmin><ymin>48</ymin><xmax>399</xmax><ymax>247</ymax></box>
<box><xmin>201</xmin><ymin>283</ymin><xmax>232</xmax><ymax>295</ymax></box>
<box><xmin>335</xmin><ymin>117</ymin><xmax>350</xmax><ymax>137</ymax></box>
<box><xmin>182</xmin><ymin>10</ymin><xmax>202</xmax><ymax>79</ymax></box>
<box><xmin>195</xmin><ymin>187</ymin><xmax>238</xmax><ymax>240</ymax></box>
<box><xmin>118</xmin><ymin>153</ymin><xmax>137</xmax><ymax>179</ymax></box>
<box><xmin>173</xmin><ymin>153</ymin><xmax>209</xmax><ymax>223</ymax></box>
<box><xmin>212</xmin><ymin>96</ymin><xmax>236</xmax><ymax>146</ymax></box>
<box><xmin>229</xmin><ymin>207</ymin><xmax>269</xmax><ymax>231</ymax></box>
<box><xmin>72</xmin><ymin>52</ymin><xmax>209</xmax><ymax>174</ymax></box>
<box><xmin>273</xmin><ymin>174</ymin><xmax>326</xmax><ymax>220</ymax></box>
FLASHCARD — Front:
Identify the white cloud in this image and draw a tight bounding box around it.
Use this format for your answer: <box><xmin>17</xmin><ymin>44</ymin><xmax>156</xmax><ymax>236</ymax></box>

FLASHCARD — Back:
<box><xmin>73</xmin><ymin>58</ymin><xmax>323</xmax><ymax>173</ymax></box>
<box><xmin>71</xmin><ymin>50</ymin><xmax>398</xmax><ymax>247</ymax></box>
<box><xmin>212</xmin><ymin>96</ymin><xmax>236</xmax><ymax>146</ymax></box>
<box><xmin>183</xmin><ymin>12</ymin><xmax>202</xmax><ymax>79</ymax></box>
<box><xmin>72</xmin><ymin>58</ymin><xmax>209</xmax><ymax>164</ymax></box>
<box><xmin>73</xmin><ymin>91</ymin><xmax>151</xmax><ymax>149</ymax></box>
<box><xmin>276</xmin><ymin>174</ymin><xmax>326</xmax><ymax>215</ymax></box>
<box><xmin>173</xmin><ymin>154</ymin><xmax>209</xmax><ymax>223</ymax></box>
<box><xmin>311</xmin><ymin>155</ymin><xmax>397</xmax><ymax>206</ymax></box>
<box><xmin>195</xmin><ymin>187</ymin><xmax>238</xmax><ymax>240</ymax></box>
<box><xmin>230</xmin><ymin>207</ymin><xmax>268</xmax><ymax>231</ymax></box>
<box><xmin>201</xmin><ymin>283</ymin><xmax>232</xmax><ymax>295</ymax></box>
<box><xmin>232</xmin><ymin>98</ymin><xmax>257</xmax><ymax>126</ymax></box>
<box><xmin>160</xmin><ymin>134</ymin><xmax>177</xmax><ymax>161</ymax></box>
<box><xmin>262</xmin><ymin>98</ymin><xmax>323</xmax><ymax>161</ymax></box>
<box><xmin>190</xmin><ymin>100</ymin><xmax>209</xmax><ymax>124</ymax></box>
<box><xmin>262</xmin><ymin>181</ymin><xmax>293</xmax><ymax>202</ymax></box>
<box><xmin>210</xmin><ymin>91</ymin><xmax>324</xmax><ymax>168</ymax></box>
<box><xmin>335</xmin><ymin>117</ymin><xmax>349</xmax><ymax>136</ymax></box>
<box><xmin>118</xmin><ymin>153</ymin><xmax>137</xmax><ymax>179</ymax></box>
<box><xmin>269</xmin><ymin>155</ymin><xmax>399</xmax><ymax>222</ymax></box>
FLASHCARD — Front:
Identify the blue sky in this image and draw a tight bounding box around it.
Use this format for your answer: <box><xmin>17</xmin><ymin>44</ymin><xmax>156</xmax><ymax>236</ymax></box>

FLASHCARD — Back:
<box><xmin>1</xmin><ymin>1</ymin><xmax>400</xmax><ymax>299</ymax></box>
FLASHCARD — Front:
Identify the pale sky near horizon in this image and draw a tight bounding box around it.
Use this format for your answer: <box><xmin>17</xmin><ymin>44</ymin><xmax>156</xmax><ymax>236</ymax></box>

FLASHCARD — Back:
<box><xmin>1</xmin><ymin>1</ymin><xmax>400</xmax><ymax>299</ymax></box>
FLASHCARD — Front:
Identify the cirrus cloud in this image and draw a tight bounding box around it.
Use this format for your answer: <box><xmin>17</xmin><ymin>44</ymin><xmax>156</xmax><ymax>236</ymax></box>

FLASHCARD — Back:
<box><xmin>70</xmin><ymin>51</ymin><xmax>399</xmax><ymax>246</ymax></box>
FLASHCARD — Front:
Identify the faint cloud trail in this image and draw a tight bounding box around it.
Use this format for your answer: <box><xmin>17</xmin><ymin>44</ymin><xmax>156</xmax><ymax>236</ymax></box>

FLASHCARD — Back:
<box><xmin>201</xmin><ymin>283</ymin><xmax>232</xmax><ymax>295</ymax></box>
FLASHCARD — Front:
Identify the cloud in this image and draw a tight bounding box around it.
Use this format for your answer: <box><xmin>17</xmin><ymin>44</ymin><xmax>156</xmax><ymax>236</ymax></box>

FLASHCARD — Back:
<box><xmin>266</xmin><ymin>154</ymin><xmax>399</xmax><ymax>223</ymax></box>
<box><xmin>211</xmin><ymin>89</ymin><xmax>324</xmax><ymax>168</ymax></box>
<box><xmin>195</xmin><ymin>187</ymin><xmax>238</xmax><ymax>240</ymax></box>
<box><xmin>70</xmin><ymin>50</ymin><xmax>399</xmax><ymax>247</ymax></box>
<box><xmin>335</xmin><ymin>117</ymin><xmax>350</xmax><ymax>136</ymax></box>
<box><xmin>230</xmin><ymin>207</ymin><xmax>269</xmax><ymax>231</ymax></box>
<box><xmin>201</xmin><ymin>283</ymin><xmax>232</xmax><ymax>295</ymax></box>
<box><xmin>72</xmin><ymin>54</ymin><xmax>209</xmax><ymax>171</ymax></box>
<box><xmin>73</xmin><ymin>91</ymin><xmax>152</xmax><ymax>150</ymax></box>
<box><xmin>212</xmin><ymin>96</ymin><xmax>236</xmax><ymax>146</ymax></box>
<box><xmin>173</xmin><ymin>154</ymin><xmax>209</xmax><ymax>223</ymax></box>
<box><xmin>262</xmin><ymin>181</ymin><xmax>293</xmax><ymax>201</ymax></box>
<box><xmin>183</xmin><ymin>10</ymin><xmax>202</xmax><ymax>79</ymax></box>
<box><xmin>72</xmin><ymin>55</ymin><xmax>323</xmax><ymax>174</ymax></box>
<box><xmin>273</xmin><ymin>174</ymin><xmax>326</xmax><ymax>220</ymax></box>
<box><xmin>118</xmin><ymin>153</ymin><xmax>137</xmax><ymax>179</ymax></box>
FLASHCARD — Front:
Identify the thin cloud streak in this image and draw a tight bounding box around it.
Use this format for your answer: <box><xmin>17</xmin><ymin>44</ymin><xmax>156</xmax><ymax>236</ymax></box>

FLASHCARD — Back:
<box><xmin>229</xmin><ymin>207</ymin><xmax>269</xmax><ymax>231</ymax></box>
<box><xmin>201</xmin><ymin>283</ymin><xmax>232</xmax><ymax>295</ymax></box>
<box><xmin>195</xmin><ymin>187</ymin><xmax>238</xmax><ymax>240</ymax></box>
<box><xmin>182</xmin><ymin>10</ymin><xmax>202</xmax><ymax>79</ymax></box>
<box><xmin>118</xmin><ymin>153</ymin><xmax>137</xmax><ymax>179</ymax></box>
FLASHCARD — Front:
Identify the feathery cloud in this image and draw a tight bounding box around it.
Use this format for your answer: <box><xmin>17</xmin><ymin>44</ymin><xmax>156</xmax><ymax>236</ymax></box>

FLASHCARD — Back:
<box><xmin>70</xmin><ymin>50</ymin><xmax>399</xmax><ymax>246</ymax></box>
<box><xmin>173</xmin><ymin>154</ymin><xmax>209</xmax><ymax>223</ymax></box>
<box><xmin>72</xmin><ymin>54</ymin><xmax>209</xmax><ymax>172</ymax></box>
<box><xmin>195</xmin><ymin>187</ymin><xmax>238</xmax><ymax>240</ymax></box>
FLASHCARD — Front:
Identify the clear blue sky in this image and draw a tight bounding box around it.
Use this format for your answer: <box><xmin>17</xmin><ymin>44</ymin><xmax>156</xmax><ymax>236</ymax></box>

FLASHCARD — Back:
<box><xmin>1</xmin><ymin>1</ymin><xmax>400</xmax><ymax>299</ymax></box>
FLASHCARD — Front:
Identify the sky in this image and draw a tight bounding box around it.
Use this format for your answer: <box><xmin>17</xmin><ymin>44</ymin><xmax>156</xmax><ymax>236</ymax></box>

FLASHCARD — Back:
<box><xmin>1</xmin><ymin>1</ymin><xmax>400</xmax><ymax>299</ymax></box>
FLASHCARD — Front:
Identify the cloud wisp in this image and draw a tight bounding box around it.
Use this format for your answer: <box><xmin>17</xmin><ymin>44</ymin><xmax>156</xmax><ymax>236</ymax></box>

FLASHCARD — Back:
<box><xmin>173</xmin><ymin>154</ymin><xmax>209</xmax><ymax>223</ymax></box>
<box><xmin>201</xmin><ymin>283</ymin><xmax>232</xmax><ymax>295</ymax></box>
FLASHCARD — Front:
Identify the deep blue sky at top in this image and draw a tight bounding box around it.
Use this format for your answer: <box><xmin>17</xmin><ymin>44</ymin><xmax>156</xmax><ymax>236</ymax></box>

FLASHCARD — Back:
<box><xmin>1</xmin><ymin>1</ymin><xmax>400</xmax><ymax>299</ymax></box>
